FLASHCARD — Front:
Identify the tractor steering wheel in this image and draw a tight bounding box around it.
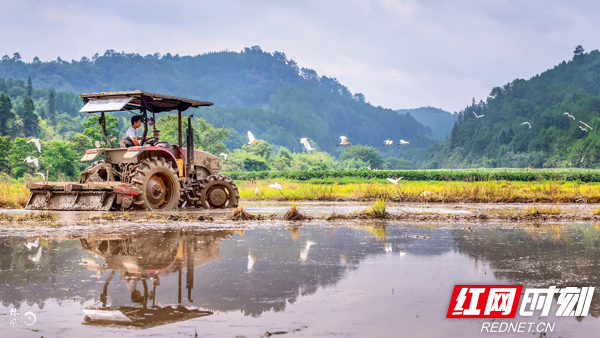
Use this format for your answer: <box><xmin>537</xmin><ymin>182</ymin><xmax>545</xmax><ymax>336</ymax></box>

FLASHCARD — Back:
<box><xmin>144</xmin><ymin>136</ymin><xmax>159</xmax><ymax>146</ymax></box>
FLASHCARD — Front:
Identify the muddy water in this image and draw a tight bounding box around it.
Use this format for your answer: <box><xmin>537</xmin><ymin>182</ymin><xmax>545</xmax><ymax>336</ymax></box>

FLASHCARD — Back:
<box><xmin>2</xmin><ymin>221</ymin><xmax>600</xmax><ymax>337</ymax></box>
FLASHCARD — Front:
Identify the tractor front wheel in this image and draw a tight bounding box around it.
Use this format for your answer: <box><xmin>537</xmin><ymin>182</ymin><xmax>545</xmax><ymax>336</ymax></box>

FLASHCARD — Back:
<box><xmin>131</xmin><ymin>157</ymin><xmax>180</xmax><ymax>211</ymax></box>
<box><xmin>200</xmin><ymin>175</ymin><xmax>239</xmax><ymax>209</ymax></box>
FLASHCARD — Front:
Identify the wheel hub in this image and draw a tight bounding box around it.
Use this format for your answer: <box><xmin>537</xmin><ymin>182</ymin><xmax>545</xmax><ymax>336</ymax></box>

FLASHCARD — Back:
<box><xmin>207</xmin><ymin>187</ymin><xmax>227</xmax><ymax>208</ymax></box>
<box><xmin>146</xmin><ymin>175</ymin><xmax>168</xmax><ymax>207</ymax></box>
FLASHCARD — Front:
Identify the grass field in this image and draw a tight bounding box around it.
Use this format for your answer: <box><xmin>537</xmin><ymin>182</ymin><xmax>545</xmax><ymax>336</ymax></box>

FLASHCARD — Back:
<box><xmin>6</xmin><ymin>169</ymin><xmax>600</xmax><ymax>209</ymax></box>
<box><xmin>238</xmin><ymin>179</ymin><xmax>600</xmax><ymax>203</ymax></box>
<box><xmin>225</xmin><ymin>168</ymin><xmax>600</xmax><ymax>182</ymax></box>
<box><xmin>0</xmin><ymin>183</ymin><xmax>29</xmax><ymax>208</ymax></box>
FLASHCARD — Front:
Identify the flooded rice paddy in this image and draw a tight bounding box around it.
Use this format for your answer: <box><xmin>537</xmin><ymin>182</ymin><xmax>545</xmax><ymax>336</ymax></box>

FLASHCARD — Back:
<box><xmin>2</xmin><ymin>203</ymin><xmax>600</xmax><ymax>337</ymax></box>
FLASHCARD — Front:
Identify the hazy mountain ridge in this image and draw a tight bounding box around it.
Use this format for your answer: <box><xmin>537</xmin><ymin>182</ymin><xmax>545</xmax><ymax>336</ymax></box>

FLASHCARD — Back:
<box><xmin>0</xmin><ymin>48</ymin><xmax>435</xmax><ymax>155</ymax></box>
<box><xmin>396</xmin><ymin>106</ymin><xmax>456</xmax><ymax>141</ymax></box>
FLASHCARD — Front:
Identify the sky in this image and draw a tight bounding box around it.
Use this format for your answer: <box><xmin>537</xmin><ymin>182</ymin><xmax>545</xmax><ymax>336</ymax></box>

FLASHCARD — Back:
<box><xmin>1</xmin><ymin>0</ymin><xmax>599</xmax><ymax>112</ymax></box>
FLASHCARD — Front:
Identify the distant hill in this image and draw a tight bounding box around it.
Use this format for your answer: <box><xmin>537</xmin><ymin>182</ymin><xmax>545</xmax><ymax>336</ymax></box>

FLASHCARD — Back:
<box><xmin>422</xmin><ymin>46</ymin><xmax>600</xmax><ymax>169</ymax></box>
<box><xmin>0</xmin><ymin>47</ymin><xmax>435</xmax><ymax>155</ymax></box>
<box><xmin>396</xmin><ymin>107</ymin><xmax>456</xmax><ymax>141</ymax></box>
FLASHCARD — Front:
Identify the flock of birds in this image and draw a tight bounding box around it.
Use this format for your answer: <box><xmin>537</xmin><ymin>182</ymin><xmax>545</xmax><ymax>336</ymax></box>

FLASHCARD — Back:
<box><xmin>22</xmin><ymin>138</ymin><xmax>46</xmax><ymax>181</ymax></box>
<box><xmin>218</xmin><ymin>131</ymin><xmax>410</xmax><ymax>162</ymax></box>
<box><xmin>473</xmin><ymin>111</ymin><xmax>594</xmax><ymax>134</ymax></box>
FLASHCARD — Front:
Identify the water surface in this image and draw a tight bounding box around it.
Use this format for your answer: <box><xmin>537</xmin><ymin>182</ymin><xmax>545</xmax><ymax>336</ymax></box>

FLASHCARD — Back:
<box><xmin>2</xmin><ymin>221</ymin><xmax>600</xmax><ymax>337</ymax></box>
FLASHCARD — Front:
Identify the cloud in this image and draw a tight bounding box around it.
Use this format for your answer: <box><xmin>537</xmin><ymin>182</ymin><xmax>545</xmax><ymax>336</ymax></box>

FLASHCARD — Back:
<box><xmin>0</xmin><ymin>0</ymin><xmax>596</xmax><ymax>112</ymax></box>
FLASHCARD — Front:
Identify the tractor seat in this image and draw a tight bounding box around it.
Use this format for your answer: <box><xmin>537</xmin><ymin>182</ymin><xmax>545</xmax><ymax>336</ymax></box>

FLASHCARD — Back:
<box><xmin>155</xmin><ymin>141</ymin><xmax>176</xmax><ymax>157</ymax></box>
<box><xmin>120</xmin><ymin>138</ymin><xmax>135</xmax><ymax>148</ymax></box>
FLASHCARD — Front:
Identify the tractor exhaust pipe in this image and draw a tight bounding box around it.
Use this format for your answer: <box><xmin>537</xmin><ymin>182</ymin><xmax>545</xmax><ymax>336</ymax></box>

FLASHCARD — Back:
<box><xmin>187</xmin><ymin>115</ymin><xmax>194</xmax><ymax>176</ymax></box>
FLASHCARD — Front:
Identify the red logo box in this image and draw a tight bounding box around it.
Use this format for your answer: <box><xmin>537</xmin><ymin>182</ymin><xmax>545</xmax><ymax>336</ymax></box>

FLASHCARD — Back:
<box><xmin>447</xmin><ymin>285</ymin><xmax>523</xmax><ymax>318</ymax></box>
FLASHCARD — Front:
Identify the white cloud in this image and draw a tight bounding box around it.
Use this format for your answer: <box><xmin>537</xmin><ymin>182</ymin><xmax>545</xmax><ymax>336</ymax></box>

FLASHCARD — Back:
<box><xmin>0</xmin><ymin>0</ymin><xmax>596</xmax><ymax>112</ymax></box>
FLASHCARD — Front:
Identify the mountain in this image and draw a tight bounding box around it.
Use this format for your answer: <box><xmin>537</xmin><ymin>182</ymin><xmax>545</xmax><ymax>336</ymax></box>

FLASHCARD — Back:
<box><xmin>422</xmin><ymin>46</ymin><xmax>600</xmax><ymax>169</ymax></box>
<box><xmin>0</xmin><ymin>48</ymin><xmax>435</xmax><ymax>156</ymax></box>
<box><xmin>396</xmin><ymin>106</ymin><xmax>456</xmax><ymax>141</ymax></box>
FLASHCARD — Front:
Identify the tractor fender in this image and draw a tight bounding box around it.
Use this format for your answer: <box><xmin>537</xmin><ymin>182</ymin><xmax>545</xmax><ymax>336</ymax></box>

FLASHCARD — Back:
<box><xmin>124</xmin><ymin>147</ymin><xmax>180</xmax><ymax>172</ymax></box>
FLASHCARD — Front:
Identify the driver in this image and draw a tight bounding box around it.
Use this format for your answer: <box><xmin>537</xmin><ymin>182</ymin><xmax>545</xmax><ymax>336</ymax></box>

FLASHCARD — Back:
<box><xmin>126</xmin><ymin>116</ymin><xmax>144</xmax><ymax>146</ymax></box>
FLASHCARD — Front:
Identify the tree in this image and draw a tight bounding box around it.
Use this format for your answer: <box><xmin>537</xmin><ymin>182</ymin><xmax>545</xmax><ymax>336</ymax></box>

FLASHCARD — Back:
<box><xmin>18</xmin><ymin>96</ymin><xmax>39</xmax><ymax>137</ymax></box>
<box><xmin>243</xmin><ymin>141</ymin><xmax>272</xmax><ymax>158</ymax></box>
<box><xmin>156</xmin><ymin>114</ymin><xmax>230</xmax><ymax>154</ymax></box>
<box><xmin>384</xmin><ymin>157</ymin><xmax>414</xmax><ymax>170</ymax></box>
<box><xmin>0</xmin><ymin>78</ymin><xmax>6</xmax><ymax>94</ymax></box>
<box><xmin>70</xmin><ymin>133</ymin><xmax>93</xmax><ymax>155</ymax></box>
<box><xmin>0</xmin><ymin>93</ymin><xmax>14</xmax><ymax>135</ymax></box>
<box><xmin>47</xmin><ymin>90</ymin><xmax>56</xmax><ymax>126</ymax></box>
<box><xmin>26</xmin><ymin>76</ymin><xmax>33</xmax><ymax>96</ymax></box>
<box><xmin>339</xmin><ymin>144</ymin><xmax>384</xmax><ymax>169</ymax></box>
<box><xmin>83</xmin><ymin>115</ymin><xmax>120</xmax><ymax>142</ymax></box>
<box><xmin>574</xmin><ymin>45</ymin><xmax>585</xmax><ymax>64</ymax></box>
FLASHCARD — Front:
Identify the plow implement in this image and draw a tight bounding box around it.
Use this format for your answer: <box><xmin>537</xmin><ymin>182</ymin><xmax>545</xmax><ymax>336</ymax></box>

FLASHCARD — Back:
<box><xmin>26</xmin><ymin>181</ymin><xmax>139</xmax><ymax>211</ymax></box>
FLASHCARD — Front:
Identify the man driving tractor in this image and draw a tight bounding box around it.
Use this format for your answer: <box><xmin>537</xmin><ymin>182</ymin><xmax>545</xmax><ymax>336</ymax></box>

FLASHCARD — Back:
<box><xmin>126</xmin><ymin>116</ymin><xmax>144</xmax><ymax>146</ymax></box>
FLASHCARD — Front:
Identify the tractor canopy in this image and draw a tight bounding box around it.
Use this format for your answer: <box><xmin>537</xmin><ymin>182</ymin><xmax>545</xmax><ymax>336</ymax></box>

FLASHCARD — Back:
<box><xmin>79</xmin><ymin>90</ymin><xmax>213</xmax><ymax>114</ymax></box>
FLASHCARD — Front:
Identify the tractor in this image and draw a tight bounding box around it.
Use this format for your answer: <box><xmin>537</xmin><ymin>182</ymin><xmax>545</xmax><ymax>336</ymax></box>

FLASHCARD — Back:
<box><xmin>26</xmin><ymin>90</ymin><xmax>239</xmax><ymax>211</ymax></box>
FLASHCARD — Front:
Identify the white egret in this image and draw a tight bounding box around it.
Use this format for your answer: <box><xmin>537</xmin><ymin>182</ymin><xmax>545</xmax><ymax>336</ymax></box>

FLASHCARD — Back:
<box><xmin>579</xmin><ymin>126</ymin><xmax>588</xmax><ymax>132</ymax></box>
<box><xmin>24</xmin><ymin>238</ymin><xmax>39</xmax><ymax>250</ymax></box>
<box><xmin>300</xmin><ymin>241</ymin><xmax>315</xmax><ymax>262</ymax></box>
<box><xmin>35</xmin><ymin>172</ymin><xmax>45</xmax><ymax>181</ymax></box>
<box><xmin>398</xmin><ymin>139</ymin><xmax>410</xmax><ymax>145</ymax></box>
<box><xmin>268</xmin><ymin>182</ymin><xmax>282</xmax><ymax>191</ymax></box>
<box><xmin>472</xmin><ymin>112</ymin><xmax>485</xmax><ymax>119</ymax></box>
<box><xmin>387</xmin><ymin>177</ymin><xmax>403</xmax><ymax>184</ymax></box>
<box><xmin>29</xmin><ymin>247</ymin><xmax>42</xmax><ymax>262</ymax></box>
<box><xmin>384</xmin><ymin>140</ymin><xmax>394</xmax><ymax>145</ymax></box>
<box><xmin>297</xmin><ymin>137</ymin><xmax>311</xmax><ymax>142</ymax></box>
<box><xmin>580</xmin><ymin>121</ymin><xmax>594</xmax><ymax>130</ymax></box>
<box><xmin>247</xmin><ymin>255</ymin><xmax>257</xmax><ymax>271</ymax></box>
<box><xmin>337</xmin><ymin>136</ymin><xmax>352</xmax><ymax>146</ymax></box>
<box><xmin>247</xmin><ymin>131</ymin><xmax>260</xmax><ymax>144</ymax></box>
<box><xmin>219</xmin><ymin>153</ymin><xmax>228</xmax><ymax>160</ymax></box>
<box><xmin>24</xmin><ymin>156</ymin><xmax>39</xmax><ymax>167</ymax></box>
<box><xmin>521</xmin><ymin>122</ymin><xmax>531</xmax><ymax>129</ymax></box>
<box><xmin>300</xmin><ymin>139</ymin><xmax>315</xmax><ymax>151</ymax></box>
<box><xmin>27</xmin><ymin>138</ymin><xmax>41</xmax><ymax>153</ymax></box>
<box><xmin>564</xmin><ymin>112</ymin><xmax>575</xmax><ymax>120</ymax></box>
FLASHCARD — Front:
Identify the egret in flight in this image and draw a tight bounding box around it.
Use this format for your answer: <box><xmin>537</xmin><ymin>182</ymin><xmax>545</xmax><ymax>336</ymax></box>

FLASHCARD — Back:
<box><xmin>580</xmin><ymin>121</ymin><xmax>594</xmax><ymax>130</ymax></box>
<box><xmin>472</xmin><ymin>112</ymin><xmax>485</xmax><ymax>119</ymax></box>
<box><xmin>24</xmin><ymin>156</ymin><xmax>39</xmax><ymax>167</ymax></box>
<box><xmin>247</xmin><ymin>131</ymin><xmax>260</xmax><ymax>144</ymax></box>
<box><xmin>384</xmin><ymin>140</ymin><xmax>394</xmax><ymax>145</ymax></box>
<box><xmin>337</xmin><ymin>136</ymin><xmax>352</xmax><ymax>146</ymax></box>
<box><xmin>398</xmin><ymin>139</ymin><xmax>410</xmax><ymax>145</ymax></box>
<box><xmin>300</xmin><ymin>139</ymin><xmax>315</xmax><ymax>151</ymax></box>
<box><xmin>521</xmin><ymin>122</ymin><xmax>531</xmax><ymax>129</ymax></box>
<box><xmin>27</xmin><ymin>138</ymin><xmax>41</xmax><ymax>153</ymax></box>
<box><xmin>387</xmin><ymin>177</ymin><xmax>403</xmax><ymax>185</ymax></box>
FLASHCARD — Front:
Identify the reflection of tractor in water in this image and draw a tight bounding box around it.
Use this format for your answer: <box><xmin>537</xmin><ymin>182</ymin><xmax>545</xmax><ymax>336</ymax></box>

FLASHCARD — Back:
<box><xmin>79</xmin><ymin>229</ymin><xmax>234</xmax><ymax>329</ymax></box>
<box><xmin>26</xmin><ymin>91</ymin><xmax>239</xmax><ymax>211</ymax></box>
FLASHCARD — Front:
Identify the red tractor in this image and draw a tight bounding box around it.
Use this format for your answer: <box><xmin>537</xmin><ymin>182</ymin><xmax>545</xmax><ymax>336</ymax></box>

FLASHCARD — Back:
<box><xmin>26</xmin><ymin>91</ymin><xmax>239</xmax><ymax>211</ymax></box>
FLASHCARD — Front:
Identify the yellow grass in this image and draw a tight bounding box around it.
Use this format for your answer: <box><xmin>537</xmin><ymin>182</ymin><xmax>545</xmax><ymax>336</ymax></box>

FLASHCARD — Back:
<box><xmin>238</xmin><ymin>179</ymin><xmax>600</xmax><ymax>203</ymax></box>
<box><xmin>0</xmin><ymin>183</ymin><xmax>29</xmax><ymax>208</ymax></box>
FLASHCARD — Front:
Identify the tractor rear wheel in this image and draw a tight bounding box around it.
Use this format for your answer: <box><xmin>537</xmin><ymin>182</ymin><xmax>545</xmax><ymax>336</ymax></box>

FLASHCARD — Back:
<box><xmin>131</xmin><ymin>157</ymin><xmax>180</xmax><ymax>211</ymax></box>
<box><xmin>200</xmin><ymin>174</ymin><xmax>239</xmax><ymax>209</ymax></box>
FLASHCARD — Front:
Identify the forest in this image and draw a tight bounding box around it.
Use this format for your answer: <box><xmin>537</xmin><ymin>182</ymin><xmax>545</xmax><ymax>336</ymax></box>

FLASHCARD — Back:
<box><xmin>421</xmin><ymin>45</ymin><xmax>600</xmax><ymax>169</ymax></box>
<box><xmin>2</xmin><ymin>44</ymin><xmax>600</xmax><ymax>182</ymax></box>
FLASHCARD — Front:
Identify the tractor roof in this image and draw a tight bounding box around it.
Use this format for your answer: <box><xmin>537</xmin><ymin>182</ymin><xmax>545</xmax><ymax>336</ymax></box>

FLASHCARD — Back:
<box><xmin>79</xmin><ymin>90</ymin><xmax>213</xmax><ymax>114</ymax></box>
